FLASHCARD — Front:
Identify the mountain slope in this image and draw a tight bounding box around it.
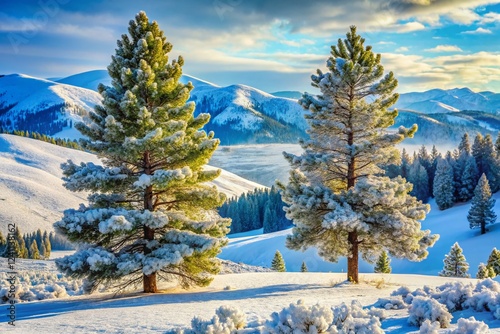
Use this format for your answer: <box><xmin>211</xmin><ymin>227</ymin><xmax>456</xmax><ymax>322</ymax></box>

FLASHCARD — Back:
<box><xmin>180</xmin><ymin>75</ymin><xmax>308</xmax><ymax>145</ymax></box>
<box><xmin>396</xmin><ymin>87</ymin><xmax>500</xmax><ymax>114</ymax></box>
<box><xmin>0</xmin><ymin>134</ymin><xmax>264</xmax><ymax>233</ymax></box>
<box><xmin>0</xmin><ymin>74</ymin><xmax>101</xmax><ymax>138</ymax></box>
<box><xmin>56</xmin><ymin>69</ymin><xmax>111</xmax><ymax>91</ymax></box>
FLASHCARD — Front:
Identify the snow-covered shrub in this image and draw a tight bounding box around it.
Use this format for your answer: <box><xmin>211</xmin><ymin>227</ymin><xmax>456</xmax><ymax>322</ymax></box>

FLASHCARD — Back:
<box><xmin>0</xmin><ymin>271</ymin><xmax>83</xmax><ymax>303</ymax></box>
<box><xmin>448</xmin><ymin>317</ymin><xmax>489</xmax><ymax>334</ymax></box>
<box><xmin>170</xmin><ymin>306</ymin><xmax>248</xmax><ymax>334</ymax></box>
<box><xmin>331</xmin><ymin>300</ymin><xmax>384</xmax><ymax>334</ymax></box>
<box><xmin>264</xmin><ymin>299</ymin><xmax>336</xmax><ymax>333</ymax></box>
<box><xmin>374</xmin><ymin>296</ymin><xmax>407</xmax><ymax>310</ymax></box>
<box><xmin>463</xmin><ymin>279</ymin><xmax>500</xmax><ymax>316</ymax></box>
<box><xmin>431</xmin><ymin>282</ymin><xmax>474</xmax><ymax>312</ymax></box>
<box><xmin>408</xmin><ymin>296</ymin><xmax>452</xmax><ymax>328</ymax></box>
<box><xmin>391</xmin><ymin>285</ymin><xmax>414</xmax><ymax>304</ymax></box>
<box><xmin>418</xmin><ymin>319</ymin><xmax>440</xmax><ymax>334</ymax></box>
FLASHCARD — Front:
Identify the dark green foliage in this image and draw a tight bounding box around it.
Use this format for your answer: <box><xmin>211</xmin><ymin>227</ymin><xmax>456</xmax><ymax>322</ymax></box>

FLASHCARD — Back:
<box><xmin>374</xmin><ymin>250</ymin><xmax>391</xmax><ymax>274</ymax></box>
<box><xmin>271</xmin><ymin>250</ymin><xmax>286</xmax><ymax>272</ymax></box>
<box><xmin>219</xmin><ymin>186</ymin><xmax>291</xmax><ymax>234</ymax></box>
<box><xmin>301</xmin><ymin>261</ymin><xmax>308</xmax><ymax>272</ymax></box>
<box><xmin>487</xmin><ymin>248</ymin><xmax>500</xmax><ymax>276</ymax></box>
<box><xmin>468</xmin><ymin>174</ymin><xmax>497</xmax><ymax>234</ymax></box>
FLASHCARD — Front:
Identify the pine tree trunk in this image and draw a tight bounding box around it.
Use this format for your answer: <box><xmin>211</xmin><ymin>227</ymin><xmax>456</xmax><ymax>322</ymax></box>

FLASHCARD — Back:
<box><xmin>346</xmin><ymin>125</ymin><xmax>359</xmax><ymax>283</ymax></box>
<box><xmin>481</xmin><ymin>221</ymin><xmax>486</xmax><ymax>234</ymax></box>
<box><xmin>347</xmin><ymin>231</ymin><xmax>359</xmax><ymax>283</ymax></box>
<box><xmin>143</xmin><ymin>151</ymin><xmax>157</xmax><ymax>293</ymax></box>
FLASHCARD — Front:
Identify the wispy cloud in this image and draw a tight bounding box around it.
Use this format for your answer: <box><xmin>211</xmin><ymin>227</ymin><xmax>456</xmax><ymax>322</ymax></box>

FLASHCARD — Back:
<box><xmin>396</xmin><ymin>46</ymin><xmax>410</xmax><ymax>52</ymax></box>
<box><xmin>462</xmin><ymin>27</ymin><xmax>493</xmax><ymax>34</ymax></box>
<box><xmin>425</xmin><ymin>45</ymin><xmax>463</xmax><ymax>52</ymax></box>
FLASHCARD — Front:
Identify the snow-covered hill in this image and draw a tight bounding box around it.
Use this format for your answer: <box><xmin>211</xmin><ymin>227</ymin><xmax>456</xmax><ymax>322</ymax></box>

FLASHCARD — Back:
<box><xmin>220</xmin><ymin>194</ymin><xmax>500</xmax><ymax>278</ymax></box>
<box><xmin>56</xmin><ymin>70</ymin><xmax>111</xmax><ymax>91</ymax></box>
<box><xmin>395</xmin><ymin>87</ymin><xmax>500</xmax><ymax>114</ymax></box>
<box><xmin>0</xmin><ymin>134</ymin><xmax>264</xmax><ymax>233</ymax></box>
<box><xmin>0</xmin><ymin>74</ymin><xmax>102</xmax><ymax>139</ymax></box>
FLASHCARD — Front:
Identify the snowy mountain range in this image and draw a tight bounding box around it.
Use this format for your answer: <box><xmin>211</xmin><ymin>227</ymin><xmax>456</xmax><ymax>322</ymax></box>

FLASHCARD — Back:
<box><xmin>0</xmin><ymin>134</ymin><xmax>264</xmax><ymax>233</ymax></box>
<box><xmin>1</xmin><ymin>70</ymin><xmax>499</xmax><ymax>145</ymax></box>
<box><xmin>0</xmin><ymin>74</ymin><xmax>102</xmax><ymax>138</ymax></box>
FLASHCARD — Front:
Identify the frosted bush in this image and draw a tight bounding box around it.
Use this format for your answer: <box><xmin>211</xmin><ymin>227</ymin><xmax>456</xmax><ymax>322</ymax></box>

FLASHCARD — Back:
<box><xmin>264</xmin><ymin>299</ymin><xmax>336</xmax><ymax>333</ymax></box>
<box><xmin>391</xmin><ymin>286</ymin><xmax>414</xmax><ymax>304</ymax></box>
<box><xmin>408</xmin><ymin>296</ymin><xmax>452</xmax><ymax>328</ymax></box>
<box><xmin>331</xmin><ymin>300</ymin><xmax>384</xmax><ymax>334</ymax></box>
<box><xmin>375</xmin><ymin>296</ymin><xmax>407</xmax><ymax>310</ymax></box>
<box><xmin>448</xmin><ymin>317</ymin><xmax>489</xmax><ymax>334</ymax></box>
<box><xmin>463</xmin><ymin>279</ymin><xmax>500</xmax><ymax>315</ymax></box>
<box><xmin>431</xmin><ymin>282</ymin><xmax>474</xmax><ymax>312</ymax></box>
<box><xmin>0</xmin><ymin>271</ymin><xmax>83</xmax><ymax>303</ymax></box>
<box><xmin>418</xmin><ymin>319</ymin><xmax>440</xmax><ymax>334</ymax></box>
<box><xmin>170</xmin><ymin>306</ymin><xmax>248</xmax><ymax>334</ymax></box>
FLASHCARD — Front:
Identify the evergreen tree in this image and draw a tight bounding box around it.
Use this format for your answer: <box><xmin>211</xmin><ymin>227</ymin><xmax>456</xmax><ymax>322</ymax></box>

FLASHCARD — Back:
<box><xmin>433</xmin><ymin>158</ymin><xmax>455</xmax><ymax>210</ymax></box>
<box><xmin>458</xmin><ymin>133</ymin><xmax>471</xmax><ymax>156</ymax></box>
<box><xmin>439</xmin><ymin>242</ymin><xmax>470</xmax><ymax>278</ymax></box>
<box><xmin>271</xmin><ymin>250</ymin><xmax>286</xmax><ymax>272</ymax></box>
<box><xmin>301</xmin><ymin>261</ymin><xmax>308</xmax><ymax>272</ymax></box>
<box><xmin>408</xmin><ymin>160</ymin><xmax>430</xmax><ymax>202</ymax></box>
<box><xmin>374</xmin><ymin>250</ymin><xmax>391</xmax><ymax>274</ymax></box>
<box><xmin>472</xmin><ymin>133</ymin><xmax>485</xmax><ymax>175</ymax></box>
<box><xmin>428</xmin><ymin>145</ymin><xmax>440</xmax><ymax>196</ymax></box>
<box><xmin>487</xmin><ymin>248</ymin><xmax>500</xmax><ymax>276</ymax></box>
<box><xmin>40</xmin><ymin>241</ymin><xmax>47</xmax><ymax>259</ymax></box>
<box><xmin>279</xmin><ymin>26</ymin><xmax>436</xmax><ymax>283</ymax></box>
<box><xmin>476</xmin><ymin>263</ymin><xmax>492</xmax><ymax>279</ymax></box>
<box><xmin>0</xmin><ymin>230</ymin><xmax>5</xmax><ymax>255</ymax></box>
<box><xmin>54</xmin><ymin>12</ymin><xmax>229</xmax><ymax>293</ymax></box>
<box><xmin>29</xmin><ymin>240</ymin><xmax>40</xmax><ymax>260</ymax></box>
<box><xmin>263</xmin><ymin>204</ymin><xmax>278</xmax><ymax>234</ymax></box>
<box><xmin>481</xmin><ymin>134</ymin><xmax>500</xmax><ymax>193</ymax></box>
<box><xmin>43</xmin><ymin>234</ymin><xmax>51</xmax><ymax>258</ymax></box>
<box><xmin>400</xmin><ymin>148</ymin><xmax>411</xmax><ymax>179</ymax></box>
<box><xmin>468</xmin><ymin>174</ymin><xmax>496</xmax><ymax>235</ymax></box>
<box><xmin>458</xmin><ymin>156</ymin><xmax>479</xmax><ymax>202</ymax></box>
<box><xmin>14</xmin><ymin>227</ymin><xmax>28</xmax><ymax>258</ymax></box>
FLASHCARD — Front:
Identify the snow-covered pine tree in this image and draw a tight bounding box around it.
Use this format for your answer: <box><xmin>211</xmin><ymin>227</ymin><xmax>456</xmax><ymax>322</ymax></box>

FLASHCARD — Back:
<box><xmin>54</xmin><ymin>12</ymin><xmax>229</xmax><ymax>293</ymax></box>
<box><xmin>433</xmin><ymin>158</ymin><xmax>455</xmax><ymax>210</ymax></box>
<box><xmin>458</xmin><ymin>133</ymin><xmax>471</xmax><ymax>156</ymax></box>
<box><xmin>428</xmin><ymin>145</ymin><xmax>440</xmax><ymax>197</ymax></box>
<box><xmin>481</xmin><ymin>134</ymin><xmax>500</xmax><ymax>193</ymax></box>
<box><xmin>472</xmin><ymin>133</ymin><xmax>485</xmax><ymax>176</ymax></box>
<box><xmin>496</xmin><ymin>132</ymin><xmax>500</xmax><ymax>156</ymax></box>
<box><xmin>458</xmin><ymin>156</ymin><xmax>479</xmax><ymax>202</ymax></box>
<box><xmin>401</xmin><ymin>148</ymin><xmax>411</xmax><ymax>179</ymax></box>
<box><xmin>468</xmin><ymin>174</ymin><xmax>496</xmax><ymax>235</ymax></box>
<box><xmin>487</xmin><ymin>248</ymin><xmax>500</xmax><ymax>276</ymax></box>
<box><xmin>29</xmin><ymin>240</ymin><xmax>40</xmax><ymax>260</ymax></box>
<box><xmin>271</xmin><ymin>250</ymin><xmax>286</xmax><ymax>272</ymax></box>
<box><xmin>439</xmin><ymin>242</ymin><xmax>470</xmax><ymax>278</ymax></box>
<box><xmin>476</xmin><ymin>263</ymin><xmax>490</xmax><ymax>279</ymax></box>
<box><xmin>408</xmin><ymin>160</ymin><xmax>430</xmax><ymax>203</ymax></box>
<box><xmin>374</xmin><ymin>250</ymin><xmax>391</xmax><ymax>274</ymax></box>
<box><xmin>279</xmin><ymin>26</ymin><xmax>437</xmax><ymax>283</ymax></box>
<box><xmin>301</xmin><ymin>261</ymin><xmax>308</xmax><ymax>272</ymax></box>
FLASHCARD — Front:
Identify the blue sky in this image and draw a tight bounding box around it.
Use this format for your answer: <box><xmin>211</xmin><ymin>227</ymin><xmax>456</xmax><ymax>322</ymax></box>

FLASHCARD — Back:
<box><xmin>0</xmin><ymin>0</ymin><xmax>499</xmax><ymax>93</ymax></box>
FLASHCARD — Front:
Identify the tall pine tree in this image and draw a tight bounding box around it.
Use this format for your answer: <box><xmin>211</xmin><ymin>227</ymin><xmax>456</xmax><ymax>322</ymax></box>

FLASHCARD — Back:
<box><xmin>279</xmin><ymin>26</ymin><xmax>436</xmax><ymax>283</ymax></box>
<box><xmin>439</xmin><ymin>242</ymin><xmax>470</xmax><ymax>278</ymax></box>
<box><xmin>54</xmin><ymin>12</ymin><xmax>229</xmax><ymax>293</ymax></box>
<box><xmin>433</xmin><ymin>158</ymin><xmax>455</xmax><ymax>210</ymax></box>
<box><xmin>487</xmin><ymin>248</ymin><xmax>500</xmax><ymax>276</ymax></box>
<box><xmin>468</xmin><ymin>174</ymin><xmax>496</xmax><ymax>235</ymax></box>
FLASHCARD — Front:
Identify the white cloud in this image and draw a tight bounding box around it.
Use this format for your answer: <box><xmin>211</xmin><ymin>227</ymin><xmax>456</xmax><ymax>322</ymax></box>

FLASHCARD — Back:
<box><xmin>389</xmin><ymin>21</ymin><xmax>426</xmax><ymax>33</ymax></box>
<box><xmin>480</xmin><ymin>12</ymin><xmax>500</xmax><ymax>23</ymax></box>
<box><xmin>425</xmin><ymin>45</ymin><xmax>463</xmax><ymax>52</ymax></box>
<box><xmin>461</xmin><ymin>27</ymin><xmax>493</xmax><ymax>34</ymax></box>
<box><xmin>396</xmin><ymin>47</ymin><xmax>410</xmax><ymax>52</ymax></box>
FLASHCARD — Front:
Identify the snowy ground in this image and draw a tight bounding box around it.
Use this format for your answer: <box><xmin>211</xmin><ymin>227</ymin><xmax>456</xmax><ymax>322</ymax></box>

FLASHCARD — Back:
<box><xmin>0</xmin><ymin>270</ymin><xmax>499</xmax><ymax>333</ymax></box>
